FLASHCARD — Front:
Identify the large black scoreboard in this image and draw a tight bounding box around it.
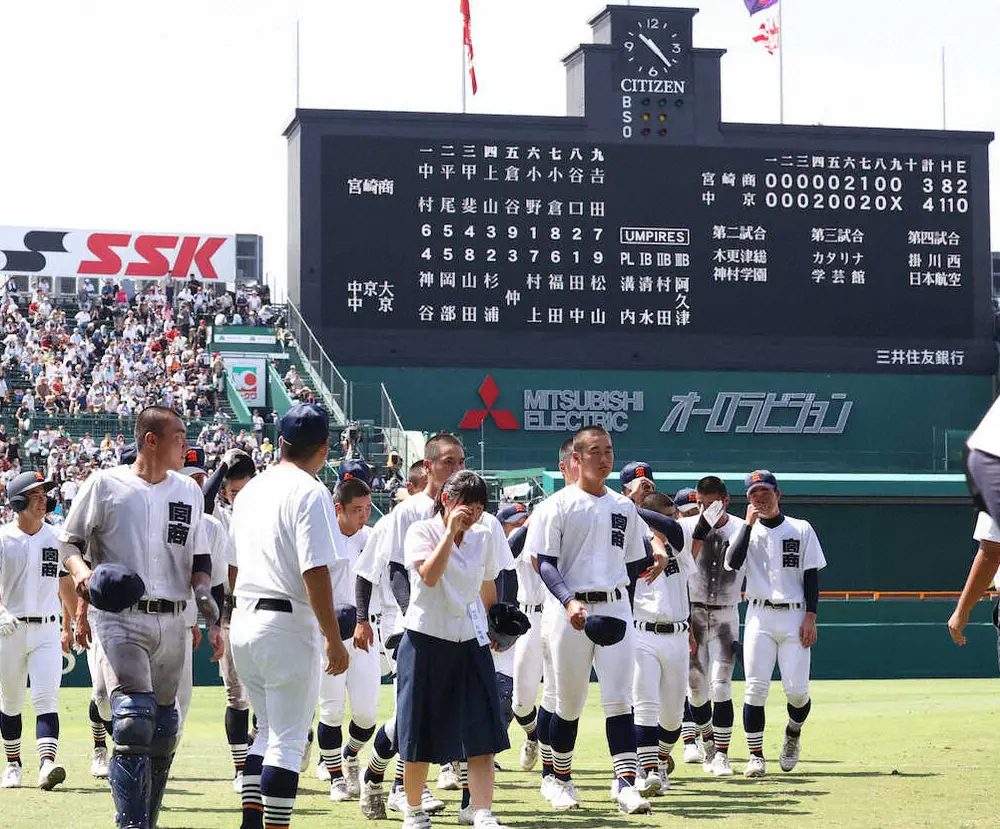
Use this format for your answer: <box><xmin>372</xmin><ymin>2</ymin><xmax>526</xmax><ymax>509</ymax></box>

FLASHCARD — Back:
<box><xmin>287</xmin><ymin>5</ymin><xmax>993</xmax><ymax>374</ymax></box>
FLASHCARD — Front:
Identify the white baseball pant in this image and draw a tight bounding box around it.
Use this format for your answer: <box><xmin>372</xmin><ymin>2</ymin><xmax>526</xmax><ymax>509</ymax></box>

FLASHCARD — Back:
<box><xmin>511</xmin><ymin>607</ymin><xmax>544</xmax><ymax>719</ymax></box>
<box><xmin>230</xmin><ymin>602</ymin><xmax>321</xmax><ymax>771</ymax></box>
<box><xmin>318</xmin><ymin>639</ymin><xmax>380</xmax><ymax>729</ymax></box>
<box><xmin>86</xmin><ymin>632</ymin><xmax>112</xmax><ymax>721</ymax></box>
<box><xmin>93</xmin><ymin>608</ymin><xmax>187</xmax><ymax>706</ymax></box>
<box><xmin>176</xmin><ymin>629</ymin><xmax>195</xmax><ymax>739</ymax></box>
<box><xmin>544</xmin><ymin>595</ymin><xmax>635</xmax><ymax>721</ymax></box>
<box><xmin>632</xmin><ymin>626</ymin><xmax>688</xmax><ymax>730</ymax></box>
<box><xmin>742</xmin><ymin>605</ymin><xmax>811</xmax><ymax>708</ymax></box>
<box><xmin>0</xmin><ymin>621</ymin><xmax>62</xmax><ymax>715</ymax></box>
<box><xmin>688</xmin><ymin>605</ymin><xmax>740</xmax><ymax>706</ymax></box>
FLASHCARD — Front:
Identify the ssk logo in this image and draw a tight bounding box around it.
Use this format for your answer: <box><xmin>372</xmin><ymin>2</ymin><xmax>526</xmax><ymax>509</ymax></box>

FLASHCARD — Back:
<box><xmin>459</xmin><ymin>375</ymin><xmax>519</xmax><ymax>431</ymax></box>
<box><xmin>0</xmin><ymin>226</ymin><xmax>235</xmax><ymax>284</ymax></box>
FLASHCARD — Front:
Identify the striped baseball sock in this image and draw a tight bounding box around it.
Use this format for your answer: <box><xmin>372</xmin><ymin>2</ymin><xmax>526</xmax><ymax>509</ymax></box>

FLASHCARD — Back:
<box><xmin>713</xmin><ymin>700</ymin><xmax>735</xmax><ymax>754</ymax></box>
<box><xmin>787</xmin><ymin>699</ymin><xmax>811</xmax><ymax>733</ymax></box>
<box><xmin>392</xmin><ymin>768</ymin><xmax>404</xmax><ymax>792</ymax></box>
<box><xmin>537</xmin><ymin>706</ymin><xmax>554</xmax><ymax>777</ymax></box>
<box><xmin>635</xmin><ymin>725</ymin><xmax>659</xmax><ymax>774</ymax></box>
<box><xmin>364</xmin><ymin>723</ymin><xmax>395</xmax><ymax>785</ymax></box>
<box><xmin>317</xmin><ymin>722</ymin><xmax>343</xmax><ymax>780</ymax></box>
<box><xmin>260</xmin><ymin>765</ymin><xmax>298</xmax><ymax>829</ymax></box>
<box><xmin>514</xmin><ymin>706</ymin><xmax>538</xmax><ymax>741</ymax></box>
<box><xmin>606</xmin><ymin>714</ymin><xmax>638</xmax><ymax>788</ymax></box>
<box><xmin>343</xmin><ymin>721</ymin><xmax>376</xmax><ymax>758</ymax></box>
<box><xmin>549</xmin><ymin>715</ymin><xmax>578</xmax><ymax>782</ymax></box>
<box><xmin>0</xmin><ymin>712</ymin><xmax>22</xmax><ymax>765</ymax></box>
<box><xmin>744</xmin><ymin>704</ymin><xmax>766</xmax><ymax>757</ymax></box>
<box><xmin>681</xmin><ymin>698</ymin><xmax>697</xmax><ymax>745</ymax></box>
<box><xmin>459</xmin><ymin>761</ymin><xmax>470</xmax><ymax>809</ymax></box>
<box><xmin>241</xmin><ymin>754</ymin><xmax>264</xmax><ymax>829</ymax></box>
<box><xmin>36</xmin><ymin>713</ymin><xmax>59</xmax><ymax>766</ymax></box>
<box><xmin>658</xmin><ymin>727</ymin><xmax>680</xmax><ymax>766</ymax></box>
<box><xmin>226</xmin><ymin>707</ymin><xmax>250</xmax><ymax>774</ymax></box>
<box><xmin>692</xmin><ymin>701</ymin><xmax>713</xmax><ymax>744</ymax></box>
<box><xmin>89</xmin><ymin>700</ymin><xmax>107</xmax><ymax>749</ymax></box>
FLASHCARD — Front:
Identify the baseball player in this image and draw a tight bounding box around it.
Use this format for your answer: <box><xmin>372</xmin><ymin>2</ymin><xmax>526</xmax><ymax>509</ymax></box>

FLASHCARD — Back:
<box><xmin>491</xmin><ymin>504</ymin><xmax>528</xmax><ymax>747</ymax></box>
<box><xmin>228</xmin><ymin>403</ymin><xmax>350</xmax><ymax>829</ymax></box>
<box><xmin>527</xmin><ymin>426</ymin><xmax>666</xmax><ymax>814</ymax></box>
<box><xmin>632</xmin><ymin>491</ymin><xmax>695</xmax><ymax>795</ymax></box>
<box><xmin>672</xmin><ymin>486</ymin><xmax>703</xmax><ymax>764</ymax></box>
<box><xmin>175</xmin><ymin>448</ymin><xmax>229</xmax><ymax>743</ymax></box>
<box><xmin>620</xmin><ymin>462</ymin><xmax>656</xmax><ymax>507</ymax></box>
<box><xmin>948</xmin><ymin>510</ymin><xmax>1000</xmax><ymax>656</ymax></box>
<box><xmin>59</xmin><ymin>407</ymin><xmax>224</xmax><ymax>829</ymax></box>
<box><xmin>319</xmin><ymin>476</ymin><xmax>381</xmax><ymax>802</ymax></box>
<box><xmin>683</xmin><ymin>476</ymin><xmax>747</xmax><ymax>777</ymax></box>
<box><xmin>206</xmin><ymin>449</ymin><xmax>256</xmax><ymax>793</ymax></box>
<box><xmin>726</xmin><ymin>470</ymin><xmax>825</xmax><ymax>778</ymax></box>
<box><xmin>0</xmin><ymin>471</ymin><xmax>72</xmax><ymax>790</ymax></box>
<box><xmin>965</xmin><ymin>398</ymin><xmax>1000</xmax><ymax>521</ymax></box>
<box><xmin>76</xmin><ymin>601</ymin><xmax>112</xmax><ymax>779</ymax></box>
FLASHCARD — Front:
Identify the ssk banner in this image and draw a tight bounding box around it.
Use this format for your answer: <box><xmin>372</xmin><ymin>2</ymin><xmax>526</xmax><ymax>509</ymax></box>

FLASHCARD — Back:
<box><xmin>0</xmin><ymin>226</ymin><xmax>236</xmax><ymax>285</ymax></box>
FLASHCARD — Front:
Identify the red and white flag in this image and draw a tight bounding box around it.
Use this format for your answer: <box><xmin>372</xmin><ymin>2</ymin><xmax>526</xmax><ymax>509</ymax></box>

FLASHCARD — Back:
<box><xmin>461</xmin><ymin>0</ymin><xmax>478</xmax><ymax>94</ymax></box>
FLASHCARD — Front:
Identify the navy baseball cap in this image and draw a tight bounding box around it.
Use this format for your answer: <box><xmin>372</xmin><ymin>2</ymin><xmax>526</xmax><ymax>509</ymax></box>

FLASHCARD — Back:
<box><xmin>584</xmin><ymin>615</ymin><xmax>627</xmax><ymax>647</ymax></box>
<box><xmin>745</xmin><ymin>469</ymin><xmax>779</xmax><ymax>495</ymax></box>
<box><xmin>280</xmin><ymin>403</ymin><xmax>329</xmax><ymax>446</ymax></box>
<box><xmin>496</xmin><ymin>502</ymin><xmax>528</xmax><ymax>524</ymax></box>
<box><xmin>620</xmin><ymin>461</ymin><xmax>654</xmax><ymax>491</ymax></box>
<box><xmin>119</xmin><ymin>442</ymin><xmax>137</xmax><ymax>465</ymax></box>
<box><xmin>88</xmin><ymin>563</ymin><xmax>146</xmax><ymax>613</ymax></box>
<box><xmin>338</xmin><ymin>458</ymin><xmax>372</xmax><ymax>485</ymax></box>
<box><xmin>674</xmin><ymin>487</ymin><xmax>699</xmax><ymax>511</ymax></box>
<box><xmin>181</xmin><ymin>447</ymin><xmax>206</xmax><ymax>476</ymax></box>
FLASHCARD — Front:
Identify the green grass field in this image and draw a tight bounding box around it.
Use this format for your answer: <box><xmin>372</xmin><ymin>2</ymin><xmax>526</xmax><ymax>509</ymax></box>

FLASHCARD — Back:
<box><xmin>0</xmin><ymin>680</ymin><xmax>995</xmax><ymax>829</ymax></box>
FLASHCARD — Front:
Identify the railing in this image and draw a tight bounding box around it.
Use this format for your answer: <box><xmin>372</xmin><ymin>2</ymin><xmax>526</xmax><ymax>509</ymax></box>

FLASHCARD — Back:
<box><xmin>379</xmin><ymin>383</ymin><xmax>424</xmax><ymax>471</ymax></box>
<box><xmin>283</xmin><ymin>302</ymin><xmax>349</xmax><ymax>422</ymax></box>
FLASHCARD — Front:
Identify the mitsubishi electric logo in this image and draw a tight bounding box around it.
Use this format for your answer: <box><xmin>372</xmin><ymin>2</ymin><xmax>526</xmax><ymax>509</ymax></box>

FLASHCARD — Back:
<box><xmin>458</xmin><ymin>375</ymin><xmax>519</xmax><ymax>430</ymax></box>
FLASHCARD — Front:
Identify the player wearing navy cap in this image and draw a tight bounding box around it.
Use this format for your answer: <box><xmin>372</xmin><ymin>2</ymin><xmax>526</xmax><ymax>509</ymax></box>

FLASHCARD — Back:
<box><xmin>672</xmin><ymin>485</ymin><xmax>703</xmax><ymax>763</ymax></box>
<box><xmin>620</xmin><ymin>462</ymin><xmax>655</xmax><ymax>507</ymax></box>
<box><xmin>340</xmin><ymin>459</ymin><xmax>373</xmax><ymax>486</ymax></box>
<box><xmin>725</xmin><ymin>470</ymin><xmax>826</xmax><ymax>778</ymax></box>
<box><xmin>0</xmin><ymin>472</ymin><xmax>73</xmax><ymax>791</ymax></box>
<box><xmin>229</xmin><ymin>403</ymin><xmax>350</xmax><ymax>829</ymax></box>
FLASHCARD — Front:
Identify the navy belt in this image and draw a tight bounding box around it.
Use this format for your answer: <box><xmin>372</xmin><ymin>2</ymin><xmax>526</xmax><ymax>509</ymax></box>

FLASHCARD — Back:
<box><xmin>574</xmin><ymin>588</ymin><xmax>622</xmax><ymax>604</ymax></box>
<box><xmin>520</xmin><ymin>602</ymin><xmax>544</xmax><ymax>613</ymax></box>
<box><xmin>136</xmin><ymin>599</ymin><xmax>186</xmax><ymax>615</ymax></box>
<box><xmin>635</xmin><ymin>620</ymin><xmax>689</xmax><ymax>635</ymax></box>
<box><xmin>17</xmin><ymin>615</ymin><xmax>57</xmax><ymax>624</ymax></box>
<box><xmin>255</xmin><ymin>598</ymin><xmax>293</xmax><ymax>613</ymax></box>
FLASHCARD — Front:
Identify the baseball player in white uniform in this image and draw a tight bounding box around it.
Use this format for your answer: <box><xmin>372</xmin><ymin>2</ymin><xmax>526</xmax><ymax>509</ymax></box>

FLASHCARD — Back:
<box><xmin>725</xmin><ymin>470</ymin><xmax>826</xmax><ymax>778</ymax></box>
<box><xmin>949</xmin><ymin>511</ymin><xmax>1000</xmax><ymax>659</ymax></box>
<box><xmin>511</xmin><ymin>438</ymin><xmax>577</xmax><ymax>791</ymax></box>
<box><xmin>526</xmin><ymin>426</ymin><xmax>667</xmax><ymax>814</ymax></box>
<box><xmin>175</xmin><ymin>448</ymin><xmax>229</xmax><ymax>743</ymax></box>
<box><xmin>631</xmin><ymin>491</ymin><xmax>697</xmax><ymax>796</ymax></box>
<box><xmin>59</xmin><ymin>406</ymin><xmax>224</xmax><ymax>829</ymax></box>
<box><xmin>0</xmin><ymin>471</ymin><xmax>72</xmax><ymax>790</ymax></box>
<box><xmin>683</xmin><ymin>476</ymin><xmax>747</xmax><ymax>777</ymax></box>
<box><xmin>228</xmin><ymin>403</ymin><xmax>349</xmax><ymax>829</ymax></box>
<box><xmin>319</xmin><ymin>476</ymin><xmax>381</xmax><ymax>802</ymax></box>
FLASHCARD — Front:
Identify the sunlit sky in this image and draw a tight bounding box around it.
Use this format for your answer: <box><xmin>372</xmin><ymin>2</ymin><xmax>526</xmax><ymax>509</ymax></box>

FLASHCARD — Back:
<box><xmin>0</xmin><ymin>0</ymin><xmax>996</xmax><ymax>298</ymax></box>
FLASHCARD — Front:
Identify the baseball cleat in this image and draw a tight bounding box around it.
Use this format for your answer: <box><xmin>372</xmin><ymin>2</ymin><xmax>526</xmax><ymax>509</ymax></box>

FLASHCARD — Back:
<box><xmin>1</xmin><ymin>763</ymin><xmax>22</xmax><ymax>788</ymax></box>
<box><xmin>637</xmin><ymin>770</ymin><xmax>662</xmax><ymax>797</ymax></box>
<box><xmin>422</xmin><ymin>787</ymin><xmax>446</xmax><ymax>814</ymax></box>
<box><xmin>779</xmin><ymin>730</ymin><xmax>802</xmax><ymax>772</ymax></box>
<box><xmin>330</xmin><ymin>777</ymin><xmax>352</xmax><ymax>802</ymax></box>
<box><xmin>401</xmin><ymin>809</ymin><xmax>432</xmax><ymax>829</ymax></box>
<box><xmin>744</xmin><ymin>755</ymin><xmax>767</xmax><ymax>778</ymax></box>
<box><xmin>388</xmin><ymin>786</ymin><xmax>408</xmax><ymax>813</ymax></box>
<box><xmin>232</xmin><ymin>771</ymin><xmax>244</xmax><ymax>794</ymax></box>
<box><xmin>344</xmin><ymin>754</ymin><xmax>361</xmax><ymax>796</ymax></box>
<box><xmin>540</xmin><ymin>775</ymin><xmax>558</xmax><ymax>802</ymax></box>
<box><xmin>316</xmin><ymin>760</ymin><xmax>331</xmax><ymax>781</ymax></box>
<box><xmin>711</xmin><ymin>752</ymin><xmax>734</xmax><ymax>777</ymax></box>
<box><xmin>616</xmin><ymin>784</ymin><xmax>652</xmax><ymax>815</ymax></box>
<box><xmin>519</xmin><ymin>738</ymin><xmax>539</xmax><ymax>771</ymax></box>
<box><xmin>437</xmin><ymin>762</ymin><xmax>460</xmax><ymax>791</ymax></box>
<box><xmin>359</xmin><ymin>780</ymin><xmax>387</xmax><ymax>820</ymax></box>
<box><xmin>549</xmin><ymin>778</ymin><xmax>580</xmax><ymax>810</ymax></box>
<box><xmin>472</xmin><ymin>810</ymin><xmax>509</xmax><ymax>829</ymax></box>
<box><xmin>458</xmin><ymin>804</ymin><xmax>475</xmax><ymax>825</ymax></box>
<box><xmin>701</xmin><ymin>739</ymin><xmax>716</xmax><ymax>773</ymax></box>
<box><xmin>91</xmin><ymin>746</ymin><xmax>110</xmax><ymax>779</ymax></box>
<box><xmin>683</xmin><ymin>741</ymin><xmax>704</xmax><ymax>764</ymax></box>
<box><xmin>300</xmin><ymin>729</ymin><xmax>314</xmax><ymax>774</ymax></box>
<box><xmin>37</xmin><ymin>759</ymin><xmax>66</xmax><ymax>791</ymax></box>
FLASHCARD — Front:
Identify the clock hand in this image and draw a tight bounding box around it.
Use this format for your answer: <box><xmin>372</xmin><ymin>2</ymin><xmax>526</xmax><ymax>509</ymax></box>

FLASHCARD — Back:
<box><xmin>638</xmin><ymin>32</ymin><xmax>674</xmax><ymax>67</ymax></box>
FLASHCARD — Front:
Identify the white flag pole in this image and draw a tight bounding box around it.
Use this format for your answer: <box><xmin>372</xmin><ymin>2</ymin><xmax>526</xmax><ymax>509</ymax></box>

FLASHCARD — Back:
<box><xmin>778</xmin><ymin>0</ymin><xmax>785</xmax><ymax>124</ymax></box>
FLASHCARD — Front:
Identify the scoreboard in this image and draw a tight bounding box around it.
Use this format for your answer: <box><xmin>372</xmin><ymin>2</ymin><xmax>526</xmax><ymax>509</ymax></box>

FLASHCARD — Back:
<box><xmin>289</xmin><ymin>4</ymin><xmax>994</xmax><ymax>374</ymax></box>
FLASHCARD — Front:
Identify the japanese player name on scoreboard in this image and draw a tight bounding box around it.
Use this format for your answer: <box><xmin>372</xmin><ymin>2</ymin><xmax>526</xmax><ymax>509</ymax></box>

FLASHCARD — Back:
<box><xmin>324</xmin><ymin>137</ymin><xmax>976</xmax><ymax>370</ymax></box>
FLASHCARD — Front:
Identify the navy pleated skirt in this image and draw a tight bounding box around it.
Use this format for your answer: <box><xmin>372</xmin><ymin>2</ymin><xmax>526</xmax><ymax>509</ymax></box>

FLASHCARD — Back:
<box><xmin>396</xmin><ymin>629</ymin><xmax>511</xmax><ymax>763</ymax></box>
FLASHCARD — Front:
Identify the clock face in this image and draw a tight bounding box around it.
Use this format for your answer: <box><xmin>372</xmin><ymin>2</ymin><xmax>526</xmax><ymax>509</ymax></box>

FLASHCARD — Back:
<box><xmin>623</xmin><ymin>17</ymin><xmax>689</xmax><ymax>78</ymax></box>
